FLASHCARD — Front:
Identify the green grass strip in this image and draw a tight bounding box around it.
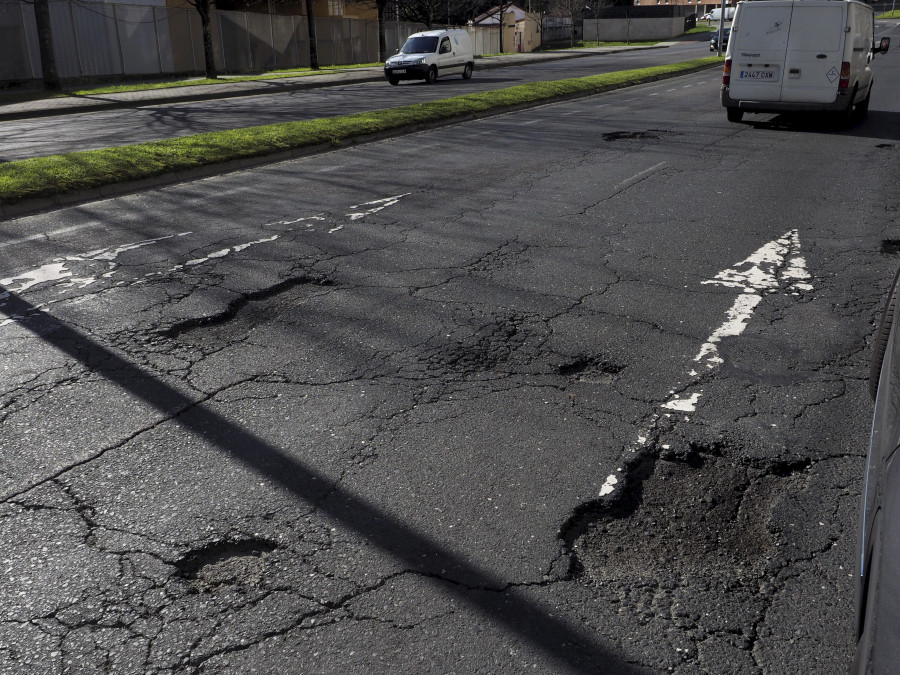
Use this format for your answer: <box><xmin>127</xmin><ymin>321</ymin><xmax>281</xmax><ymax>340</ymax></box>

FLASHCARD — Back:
<box><xmin>0</xmin><ymin>57</ymin><xmax>721</xmax><ymax>205</ymax></box>
<box><xmin>876</xmin><ymin>9</ymin><xmax>900</xmax><ymax>18</ymax></box>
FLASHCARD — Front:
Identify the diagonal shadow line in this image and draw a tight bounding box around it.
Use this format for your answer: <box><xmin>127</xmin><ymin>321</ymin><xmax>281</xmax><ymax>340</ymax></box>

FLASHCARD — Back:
<box><xmin>1</xmin><ymin>288</ymin><xmax>640</xmax><ymax>674</ymax></box>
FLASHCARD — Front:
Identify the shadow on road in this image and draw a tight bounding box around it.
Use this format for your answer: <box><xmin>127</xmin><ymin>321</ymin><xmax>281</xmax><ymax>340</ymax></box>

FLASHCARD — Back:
<box><xmin>0</xmin><ymin>286</ymin><xmax>643</xmax><ymax>674</ymax></box>
<box><xmin>743</xmin><ymin>109</ymin><xmax>900</xmax><ymax>141</ymax></box>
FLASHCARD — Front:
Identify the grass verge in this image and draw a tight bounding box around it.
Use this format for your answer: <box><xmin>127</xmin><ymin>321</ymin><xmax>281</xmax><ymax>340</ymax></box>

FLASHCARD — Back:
<box><xmin>876</xmin><ymin>9</ymin><xmax>900</xmax><ymax>18</ymax></box>
<box><xmin>0</xmin><ymin>57</ymin><xmax>721</xmax><ymax>206</ymax></box>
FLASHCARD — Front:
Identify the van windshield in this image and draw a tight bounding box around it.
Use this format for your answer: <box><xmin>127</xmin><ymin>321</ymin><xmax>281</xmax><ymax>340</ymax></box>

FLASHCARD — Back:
<box><xmin>401</xmin><ymin>36</ymin><xmax>438</xmax><ymax>53</ymax></box>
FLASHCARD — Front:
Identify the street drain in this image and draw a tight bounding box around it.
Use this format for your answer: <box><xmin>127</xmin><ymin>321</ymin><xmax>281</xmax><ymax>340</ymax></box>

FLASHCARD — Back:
<box><xmin>881</xmin><ymin>239</ymin><xmax>900</xmax><ymax>256</ymax></box>
<box><xmin>561</xmin><ymin>442</ymin><xmax>808</xmax><ymax>581</ymax></box>
<box><xmin>559</xmin><ymin>357</ymin><xmax>623</xmax><ymax>384</ymax></box>
<box><xmin>602</xmin><ymin>130</ymin><xmax>664</xmax><ymax>142</ymax></box>
<box><xmin>175</xmin><ymin>538</ymin><xmax>278</xmax><ymax>591</ymax></box>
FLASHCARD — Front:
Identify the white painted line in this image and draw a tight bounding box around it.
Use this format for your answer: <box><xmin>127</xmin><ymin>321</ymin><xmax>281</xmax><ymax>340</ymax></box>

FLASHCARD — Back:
<box><xmin>603</xmin><ymin>230</ymin><xmax>814</xmax><ymax>496</ymax></box>
<box><xmin>0</xmin><ymin>223</ymin><xmax>96</xmax><ymax>250</ymax></box>
<box><xmin>612</xmin><ymin>162</ymin><xmax>667</xmax><ymax>193</ymax></box>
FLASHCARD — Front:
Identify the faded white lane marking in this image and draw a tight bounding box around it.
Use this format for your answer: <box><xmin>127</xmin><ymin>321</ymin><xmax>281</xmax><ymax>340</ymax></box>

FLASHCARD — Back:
<box><xmin>612</xmin><ymin>162</ymin><xmax>667</xmax><ymax>193</ymax></box>
<box><xmin>1</xmin><ymin>262</ymin><xmax>71</xmax><ymax>294</ymax></box>
<box><xmin>604</xmin><ymin>230</ymin><xmax>813</xmax><ymax>494</ymax></box>
<box><xmin>346</xmin><ymin>193</ymin><xmax>410</xmax><ymax>221</ymax></box>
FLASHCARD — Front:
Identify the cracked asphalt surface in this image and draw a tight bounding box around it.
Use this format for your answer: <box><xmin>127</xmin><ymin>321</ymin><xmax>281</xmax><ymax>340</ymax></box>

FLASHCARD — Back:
<box><xmin>2</xmin><ymin>39</ymin><xmax>900</xmax><ymax>673</ymax></box>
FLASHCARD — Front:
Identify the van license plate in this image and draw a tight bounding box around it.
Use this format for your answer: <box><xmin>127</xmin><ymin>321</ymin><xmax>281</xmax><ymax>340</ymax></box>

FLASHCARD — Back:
<box><xmin>393</xmin><ymin>69</ymin><xmax>406</xmax><ymax>74</ymax></box>
<box><xmin>739</xmin><ymin>69</ymin><xmax>778</xmax><ymax>82</ymax></box>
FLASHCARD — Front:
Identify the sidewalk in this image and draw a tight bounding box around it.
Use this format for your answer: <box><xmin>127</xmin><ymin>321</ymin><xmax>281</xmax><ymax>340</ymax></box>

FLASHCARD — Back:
<box><xmin>0</xmin><ymin>44</ymin><xmax>673</xmax><ymax>122</ymax></box>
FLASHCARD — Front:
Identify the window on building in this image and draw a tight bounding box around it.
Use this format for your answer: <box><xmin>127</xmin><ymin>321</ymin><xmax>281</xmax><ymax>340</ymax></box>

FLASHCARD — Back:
<box><xmin>329</xmin><ymin>0</ymin><xmax>345</xmax><ymax>16</ymax></box>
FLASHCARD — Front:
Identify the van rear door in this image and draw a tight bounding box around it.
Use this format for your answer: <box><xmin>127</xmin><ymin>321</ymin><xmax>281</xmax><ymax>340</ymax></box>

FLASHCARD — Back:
<box><xmin>729</xmin><ymin>2</ymin><xmax>793</xmax><ymax>103</ymax></box>
<box><xmin>780</xmin><ymin>3</ymin><xmax>845</xmax><ymax>104</ymax></box>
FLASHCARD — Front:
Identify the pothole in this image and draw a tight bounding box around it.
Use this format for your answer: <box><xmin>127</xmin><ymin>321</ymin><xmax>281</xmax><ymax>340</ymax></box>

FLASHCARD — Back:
<box><xmin>880</xmin><ymin>239</ymin><xmax>900</xmax><ymax>256</ymax></box>
<box><xmin>602</xmin><ymin>130</ymin><xmax>665</xmax><ymax>142</ymax></box>
<box><xmin>175</xmin><ymin>538</ymin><xmax>279</xmax><ymax>592</ymax></box>
<box><xmin>875</xmin><ymin>143</ymin><xmax>894</xmax><ymax>150</ymax></box>
<box><xmin>562</xmin><ymin>441</ymin><xmax>809</xmax><ymax>582</ymax></box>
<box><xmin>559</xmin><ymin>357</ymin><xmax>623</xmax><ymax>384</ymax></box>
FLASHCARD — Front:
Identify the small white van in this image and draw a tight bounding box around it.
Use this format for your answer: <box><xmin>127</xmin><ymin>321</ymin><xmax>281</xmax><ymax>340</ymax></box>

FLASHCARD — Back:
<box><xmin>384</xmin><ymin>29</ymin><xmax>475</xmax><ymax>85</ymax></box>
<box><xmin>721</xmin><ymin>0</ymin><xmax>890</xmax><ymax>122</ymax></box>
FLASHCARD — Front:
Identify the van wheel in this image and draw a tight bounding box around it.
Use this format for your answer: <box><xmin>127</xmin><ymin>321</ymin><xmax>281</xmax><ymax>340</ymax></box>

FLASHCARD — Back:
<box><xmin>462</xmin><ymin>63</ymin><xmax>473</xmax><ymax>80</ymax></box>
<box><xmin>388</xmin><ymin>76</ymin><xmax>399</xmax><ymax>86</ymax></box>
<box><xmin>870</xmin><ymin>266</ymin><xmax>900</xmax><ymax>400</ymax></box>
<box><xmin>726</xmin><ymin>108</ymin><xmax>743</xmax><ymax>123</ymax></box>
<box><xmin>857</xmin><ymin>84</ymin><xmax>872</xmax><ymax>117</ymax></box>
<box><xmin>425</xmin><ymin>67</ymin><xmax>437</xmax><ymax>84</ymax></box>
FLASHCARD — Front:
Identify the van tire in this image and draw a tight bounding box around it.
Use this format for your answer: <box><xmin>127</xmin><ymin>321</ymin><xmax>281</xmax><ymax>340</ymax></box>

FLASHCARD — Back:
<box><xmin>425</xmin><ymin>67</ymin><xmax>437</xmax><ymax>84</ymax></box>
<box><xmin>388</xmin><ymin>76</ymin><xmax>399</xmax><ymax>86</ymax></box>
<box><xmin>727</xmin><ymin>108</ymin><xmax>743</xmax><ymax>123</ymax></box>
<box><xmin>870</xmin><ymin>266</ymin><xmax>900</xmax><ymax>400</ymax></box>
<box><xmin>462</xmin><ymin>63</ymin><xmax>473</xmax><ymax>79</ymax></box>
<box><xmin>857</xmin><ymin>84</ymin><xmax>872</xmax><ymax>117</ymax></box>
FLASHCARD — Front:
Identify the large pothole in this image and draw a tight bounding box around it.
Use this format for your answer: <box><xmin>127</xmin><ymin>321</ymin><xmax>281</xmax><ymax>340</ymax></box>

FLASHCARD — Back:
<box><xmin>564</xmin><ymin>441</ymin><xmax>809</xmax><ymax>582</ymax></box>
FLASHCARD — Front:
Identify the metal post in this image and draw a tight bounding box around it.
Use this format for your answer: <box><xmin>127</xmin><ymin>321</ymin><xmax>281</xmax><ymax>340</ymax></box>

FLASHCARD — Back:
<box><xmin>716</xmin><ymin>1</ymin><xmax>725</xmax><ymax>57</ymax></box>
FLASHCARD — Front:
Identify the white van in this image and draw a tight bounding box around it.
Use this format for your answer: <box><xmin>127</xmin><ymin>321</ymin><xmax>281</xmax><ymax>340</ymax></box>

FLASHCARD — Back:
<box><xmin>383</xmin><ymin>30</ymin><xmax>475</xmax><ymax>85</ymax></box>
<box><xmin>721</xmin><ymin>0</ymin><xmax>890</xmax><ymax>122</ymax></box>
<box><xmin>708</xmin><ymin>7</ymin><xmax>735</xmax><ymax>21</ymax></box>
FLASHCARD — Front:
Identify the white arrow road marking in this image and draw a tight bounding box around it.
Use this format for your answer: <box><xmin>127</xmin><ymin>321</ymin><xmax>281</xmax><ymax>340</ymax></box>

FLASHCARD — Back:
<box><xmin>600</xmin><ymin>230</ymin><xmax>813</xmax><ymax>496</ymax></box>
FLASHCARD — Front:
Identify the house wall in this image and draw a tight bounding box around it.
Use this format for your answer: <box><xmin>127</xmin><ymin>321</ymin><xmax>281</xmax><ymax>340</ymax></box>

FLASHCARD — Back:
<box><xmin>583</xmin><ymin>17</ymin><xmax>685</xmax><ymax>41</ymax></box>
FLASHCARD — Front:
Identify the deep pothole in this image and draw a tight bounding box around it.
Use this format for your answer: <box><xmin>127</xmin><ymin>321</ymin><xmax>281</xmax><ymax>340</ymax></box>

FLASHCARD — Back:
<box><xmin>563</xmin><ymin>441</ymin><xmax>809</xmax><ymax>582</ymax></box>
<box><xmin>559</xmin><ymin>357</ymin><xmax>623</xmax><ymax>384</ymax></box>
<box><xmin>880</xmin><ymin>239</ymin><xmax>900</xmax><ymax>256</ymax></box>
<box><xmin>175</xmin><ymin>538</ymin><xmax>279</xmax><ymax>592</ymax></box>
<box><xmin>602</xmin><ymin>130</ymin><xmax>666</xmax><ymax>142</ymax></box>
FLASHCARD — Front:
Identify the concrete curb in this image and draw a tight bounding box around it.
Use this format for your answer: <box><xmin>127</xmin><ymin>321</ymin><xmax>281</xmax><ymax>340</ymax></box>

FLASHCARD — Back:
<box><xmin>0</xmin><ymin>45</ymin><xmax>665</xmax><ymax>122</ymax></box>
<box><xmin>0</xmin><ymin>61</ymin><xmax>722</xmax><ymax>221</ymax></box>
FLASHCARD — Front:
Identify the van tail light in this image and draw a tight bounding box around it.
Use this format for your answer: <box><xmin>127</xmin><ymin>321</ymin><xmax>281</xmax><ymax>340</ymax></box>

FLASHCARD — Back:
<box><xmin>723</xmin><ymin>59</ymin><xmax>732</xmax><ymax>85</ymax></box>
<box><xmin>839</xmin><ymin>61</ymin><xmax>851</xmax><ymax>89</ymax></box>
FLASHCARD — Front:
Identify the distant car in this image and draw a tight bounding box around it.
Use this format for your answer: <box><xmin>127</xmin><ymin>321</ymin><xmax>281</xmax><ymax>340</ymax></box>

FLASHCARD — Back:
<box><xmin>710</xmin><ymin>27</ymin><xmax>730</xmax><ymax>52</ymax></box>
<box><xmin>854</xmin><ymin>266</ymin><xmax>900</xmax><ymax>672</ymax></box>
<box><xmin>701</xmin><ymin>12</ymin><xmax>712</xmax><ymax>20</ymax></box>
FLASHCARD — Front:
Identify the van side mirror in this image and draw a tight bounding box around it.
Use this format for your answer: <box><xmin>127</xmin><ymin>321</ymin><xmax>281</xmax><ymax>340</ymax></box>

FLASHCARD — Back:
<box><xmin>876</xmin><ymin>37</ymin><xmax>890</xmax><ymax>55</ymax></box>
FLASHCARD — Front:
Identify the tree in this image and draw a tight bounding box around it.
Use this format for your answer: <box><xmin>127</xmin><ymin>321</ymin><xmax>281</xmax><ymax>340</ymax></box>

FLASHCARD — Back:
<box><xmin>185</xmin><ymin>0</ymin><xmax>218</xmax><ymax>79</ymax></box>
<box><xmin>305</xmin><ymin>0</ymin><xmax>319</xmax><ymax>69</ymax></box>
<box><xmin>32</xmin><ymin>0</ymin><xmax>60</xmax><ymax>90</ymax></box>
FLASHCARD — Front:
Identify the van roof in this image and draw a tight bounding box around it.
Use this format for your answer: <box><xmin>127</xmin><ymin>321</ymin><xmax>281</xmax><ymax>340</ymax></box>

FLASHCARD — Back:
<box><xmin>408</xmin><ymin>29</ymin><xmax>466</xmax><ymax>37</ymax></box>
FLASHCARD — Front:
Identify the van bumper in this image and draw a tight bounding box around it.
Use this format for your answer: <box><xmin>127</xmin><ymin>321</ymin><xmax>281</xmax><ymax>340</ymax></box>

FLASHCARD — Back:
<box><xmin>384</xmin><ymin>65</ymin><xmax>431</xmax><ymax>81</ymax></box>
<box><xmin>721</xmin><ymin>86</ymin><xmax>849</xmax><ymax>113</ymax></box>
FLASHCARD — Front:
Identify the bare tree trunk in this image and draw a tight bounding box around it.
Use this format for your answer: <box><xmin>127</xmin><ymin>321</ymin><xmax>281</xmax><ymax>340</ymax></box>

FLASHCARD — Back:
<box><xmin>34</xmin><ymin>0</ymin><xmax>60</xmax><ymax>90</ymax></box>
<box><xmin>377</xmin><ymin>0</ymin><xmax>387</xmax><ymax>62</ymax></box>
<box><xmin>305</xmin><ymin>0</ymin><xmax>319</xmax><ymax>69</ymax></box>
<box><xmin>195</xmin><ymin>0</ymin><xmax>218</xmax><ymax>79</ymax></box>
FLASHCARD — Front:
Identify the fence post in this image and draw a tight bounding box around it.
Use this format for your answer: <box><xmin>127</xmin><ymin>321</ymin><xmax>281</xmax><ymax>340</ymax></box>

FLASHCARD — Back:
<box><xmin>154</xmin><ymin>7</ymin><xmax>164</xmax><ymax>74</ymax></box>
<box><xmin>69</xmin><ymin>1</ymin><xmax>84</xmax><ymax>77</ymax></box>
<box><xmin>245</xmin><ymin>13</ymin><xmax>252</xmax><ymax>70</ymax></box>
<box><xmin>113</xmin><ymin>4</ymin><xmax>125</xmax><ymax>74</ymax></box>
<box><xmin>218</xmin><ymin>12</ymin><xmax>227</xmax><ymax>71</ymax></box>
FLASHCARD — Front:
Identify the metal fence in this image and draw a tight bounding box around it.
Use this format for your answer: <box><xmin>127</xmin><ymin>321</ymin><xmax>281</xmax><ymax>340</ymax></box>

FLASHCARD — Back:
<box><xmin>0</xmin><ymin>0</ymin><xmax>440</xmax><ymax>85</ymax></box>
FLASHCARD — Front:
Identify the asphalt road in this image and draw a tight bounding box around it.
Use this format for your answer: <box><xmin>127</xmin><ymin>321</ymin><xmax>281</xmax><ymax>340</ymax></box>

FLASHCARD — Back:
<box><xmin>1</xmin><ymin>25</ymin><xmax>900</xmax><ymax>673</ymax></box>
<box><xmin>0</xmin><ymin>40</ymin><xmax>712</xmax><ymax>162</ymax></box>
